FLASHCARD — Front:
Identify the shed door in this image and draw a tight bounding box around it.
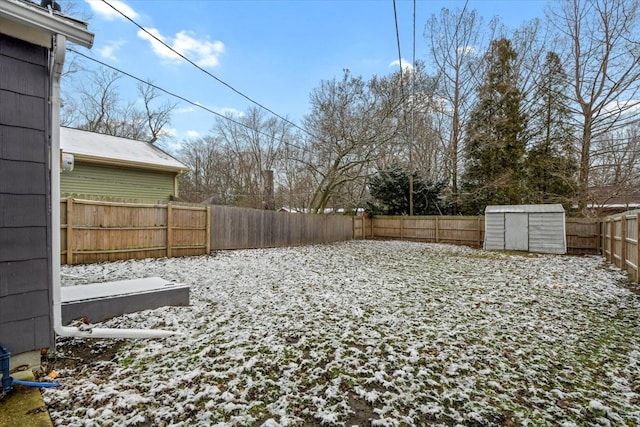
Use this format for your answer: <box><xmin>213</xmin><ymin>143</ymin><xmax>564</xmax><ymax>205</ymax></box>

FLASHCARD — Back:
<box><xmin>505</xmin><ymin>213</ymin><xmax>528</xmax><ymax>251</ymax></box>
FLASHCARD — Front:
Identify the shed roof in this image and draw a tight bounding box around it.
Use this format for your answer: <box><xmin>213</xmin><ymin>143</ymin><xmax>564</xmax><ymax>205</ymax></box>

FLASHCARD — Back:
<box><xmin>61</xmin><ymin>127</ymin><xmax>187</xmax><ymax>173</ymax></box>
<box><xmin>485</xmin><ymin>204</ymin><xmax>565</xmax><ymax>214</ymax></box>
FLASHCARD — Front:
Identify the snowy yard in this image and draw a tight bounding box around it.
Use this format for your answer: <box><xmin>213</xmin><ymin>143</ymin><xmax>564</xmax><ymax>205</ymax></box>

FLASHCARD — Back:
<box><xmin>43</xmin><ymin>240</ymin><xmax>640</xmax><ymax>426</ymax></box>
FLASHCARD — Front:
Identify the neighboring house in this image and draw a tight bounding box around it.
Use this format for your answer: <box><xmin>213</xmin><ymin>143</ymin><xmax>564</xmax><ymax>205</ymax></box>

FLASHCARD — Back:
<box><xmin>60</xmin><ymin>127</ymin><xmax>188</xmax><ymax>202</ymax></box>
<box><xmin>587</xmin><ymin>186</ymin><xmax>640</xmax><ymax>216</ymax></box>
<box><xmin>0</xmin><ymin>0</ymin><xmax>93</xmax><ymax>362</ymax></box>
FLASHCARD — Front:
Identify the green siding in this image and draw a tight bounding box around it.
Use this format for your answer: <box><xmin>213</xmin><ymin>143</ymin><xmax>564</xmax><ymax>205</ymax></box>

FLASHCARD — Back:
<box><xmin>61</xmin><ymin>162</ymin><xmax>177</xmax><ymax>202</ymax></box>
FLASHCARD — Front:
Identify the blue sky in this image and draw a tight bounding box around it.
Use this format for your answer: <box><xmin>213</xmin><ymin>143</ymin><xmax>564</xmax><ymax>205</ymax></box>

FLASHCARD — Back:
<box><xmin>70</xmin><ymin>0</ymin><xmax>548</xmax><ymax>147</ymax></box>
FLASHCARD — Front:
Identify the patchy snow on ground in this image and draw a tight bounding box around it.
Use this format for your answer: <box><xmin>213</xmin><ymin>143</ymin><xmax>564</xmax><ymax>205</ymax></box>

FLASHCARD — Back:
<box><xmin>44</xmin><ymin>240</ymin><xmax>640</xmax><ymax>426</ymax></box>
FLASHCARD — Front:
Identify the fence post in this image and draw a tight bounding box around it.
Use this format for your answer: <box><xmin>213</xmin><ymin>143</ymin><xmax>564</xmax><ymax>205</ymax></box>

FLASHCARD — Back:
<box><xmin>435</xmin><ymin>217</ymin><xmax>440</xmax><ymax>243</ymax></box>
<box><xmin>477</xmin><ymin>217</ymin><xmax>482</xmax><ymax>248</ymax></box>
<box><xmin>400</xmin><ymin>217</ymin><xmax>404</xmax><ymax>240</ymax></box>
<box><xmin>166</xmin><ymin>204</ymin><xmax>173</xmax><ymax>258</ymax></box>
<box><xmin>621</xmin><ymin>214</ymin><xmax>627</xmax><ymax>273</ymax></box>
<box><xmin>636</xmin><ymin>212</ymin><xmax>640</xmax><ymax>283</ymax></box>
<box><xmin>596</xmin><ymin>219</ymin><xmax>601</xmax><ymax>255</ymax></box>
<box><xmin>66</xmin><ymin>198</ymin><xmax>74</xmax><ymax>265</ymax></box>
<box><xmin>609</xmin><ymin>219</ymin><xmax>614</xmax><ymax>265</ymax></box>
<box><xmin>206</xmin><ymin>205</ymin><xmax>211</xmax><ymax>254</ymax></box>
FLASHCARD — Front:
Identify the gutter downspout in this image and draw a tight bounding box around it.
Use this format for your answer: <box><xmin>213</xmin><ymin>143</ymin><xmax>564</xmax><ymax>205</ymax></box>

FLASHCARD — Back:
<box><xmin>50</xmin><ymin>35</ymin><xmax>178</xmax><ymax>339</ymax></box>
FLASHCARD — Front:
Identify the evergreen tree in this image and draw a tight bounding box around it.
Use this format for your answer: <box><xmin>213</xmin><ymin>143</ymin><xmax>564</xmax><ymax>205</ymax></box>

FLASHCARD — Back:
<box><xmin>366</xmin><ymin>165</ymin><xmax>446</xmax><ymax>215</ymax></box>
<box><xmin>460</xmin><ymin>38</ymin><xmax>527</xmax><ymax>215</ymax></box>
<box><xmin>525</xmin><ymin>52</ymin><xmax>577</xmax><ymax>209</ymax></box>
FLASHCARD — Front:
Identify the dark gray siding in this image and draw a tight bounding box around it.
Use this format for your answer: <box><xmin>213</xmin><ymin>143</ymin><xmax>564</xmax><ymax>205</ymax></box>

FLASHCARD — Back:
<box><xmin>0</xmin><ymin>34</ymin><xmax>52</xmax><ymax>354</ymax></box>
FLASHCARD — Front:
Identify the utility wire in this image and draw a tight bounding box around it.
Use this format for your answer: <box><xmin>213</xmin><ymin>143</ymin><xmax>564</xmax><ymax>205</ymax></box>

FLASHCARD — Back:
<box><xmin>392</xmin><ymin>0</ymin><xmax>406</xmax><ymax>104</ymax></box>
<box><xmin>100</xmin><ymin>0</ymin><xmax>312</xmax><ymax>139</ymax></box>
<box><xmin>66</xmin><ymin>48</ymin><xmax>308</xmax><ymax>152</ymax></box>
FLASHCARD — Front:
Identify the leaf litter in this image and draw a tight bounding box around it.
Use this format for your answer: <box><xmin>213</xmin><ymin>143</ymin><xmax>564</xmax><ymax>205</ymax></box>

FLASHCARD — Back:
<box><xmin>43</xmin><ymin>240</ymin><xmax>640</xmax><ymax>426</ymax></box>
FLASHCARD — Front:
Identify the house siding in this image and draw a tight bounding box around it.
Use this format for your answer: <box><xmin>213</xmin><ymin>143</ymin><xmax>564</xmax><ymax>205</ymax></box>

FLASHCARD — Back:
<box><xmin>61</xmin><ymin>162</ymin><xmax>178</xmax><ymax>202</ymax></box>
<box><xmin>0</xmin><ymin>34</ymin><xmax>53</xmax><ymax>354</ymax></box>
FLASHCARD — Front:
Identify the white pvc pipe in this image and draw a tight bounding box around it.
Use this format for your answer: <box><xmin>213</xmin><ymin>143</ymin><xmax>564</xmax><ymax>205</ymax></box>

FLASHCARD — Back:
<box><xmin>50</xmin><ymin>35</ymin><xmax>178</xmax><ymax>339</ymax></box>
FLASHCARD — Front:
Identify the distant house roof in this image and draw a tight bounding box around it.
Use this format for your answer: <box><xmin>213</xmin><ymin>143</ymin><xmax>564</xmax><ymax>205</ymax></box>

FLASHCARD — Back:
<box><xmin>588</xmin><ymin>185</ymin><xmax>640</xmax><ymax>210</ymax></box>
<box><xmin>61</xmin><ymin>127</ymin><xmax>187</xmax><ymax>173</ymax></box>
<box><xmin>485</xmin><ymin>204</ymin><xmax>565</xmax><ymax>214</ymax></box>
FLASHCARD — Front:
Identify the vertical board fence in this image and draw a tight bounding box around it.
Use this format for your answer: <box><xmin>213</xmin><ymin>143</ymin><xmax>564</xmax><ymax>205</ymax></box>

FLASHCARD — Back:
<box><xmin>354</xmin><ymin>215</ymin><xmax>601</xmax><ymax>254</ymax></box>
<box><xmin>353</xmin><ymin>216</ymin><xmax>486</xmax><ymax>248</ymax></box>
<box><xmin>60</xmin><ymin>199</ymin><xmax>353</xmax><ymax>264</ymax></box>
<box><xmin>209</xmin><ymin>205</ymin><xmax>353</xmax><ymax>250</ymax></box>
<box><xmin>602</xmin><ymin>210</ymin><xmax>639</xmax><ymax>282</ymax></box>
<box><xmin>62</xmin><ymin>199</ymin><xmax>632</xmax><ymax>281</ymax></box>
<box><xmin>61</xmin><ymin>198</ymin><xmax>210</xmax><ymax>265</ymax></box>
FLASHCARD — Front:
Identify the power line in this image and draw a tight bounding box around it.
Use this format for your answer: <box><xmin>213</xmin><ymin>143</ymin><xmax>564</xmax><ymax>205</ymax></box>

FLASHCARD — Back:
<box><xmin>100</xmin><ymin>0</ymin><xmax>311</xmax><ymax>139</ymax></box>
<box><xmin>392</xmin><ymin>0</ymin><xmax>406</xmax><ymax>104</ymax></box>
<box><xmin>66</xmin><ymin>48</ymin><xmax>308</xmax><ymax>152</ymax></box>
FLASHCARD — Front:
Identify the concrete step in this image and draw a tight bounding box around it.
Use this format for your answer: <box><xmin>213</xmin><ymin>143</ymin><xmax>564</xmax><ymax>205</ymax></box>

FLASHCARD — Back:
<box><xmin>61</xmin><ymin>277</ymin><xmax>190</xmax><ymax>325</ymax></box>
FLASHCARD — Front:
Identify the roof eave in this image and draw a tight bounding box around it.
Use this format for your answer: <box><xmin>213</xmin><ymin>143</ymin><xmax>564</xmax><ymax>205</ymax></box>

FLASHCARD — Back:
<box><xmin>73</xmin><ymin>154</ymin><xmax>188</xmax><ymax>174</ymax></box>
<box><xmin>0</xmin><ymin>0</ymin><xmax>93</xmax><ymax>48</ymax></box>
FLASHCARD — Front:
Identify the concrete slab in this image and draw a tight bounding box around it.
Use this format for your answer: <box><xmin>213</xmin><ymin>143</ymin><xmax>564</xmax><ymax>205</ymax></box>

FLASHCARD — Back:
<box><xmin>61</xmin><ymin>277</ymin><xmax>190</xmax><ymax>325</ymax></box>
<box><xmin>8</xmin><ymin>350</ymin><xmax>40</xmax><ymax>371</ymax></box>
<box><xmin>0</xmin><ymin>370</ymin><xmax>53</xmax><ymax>427</ymax></box>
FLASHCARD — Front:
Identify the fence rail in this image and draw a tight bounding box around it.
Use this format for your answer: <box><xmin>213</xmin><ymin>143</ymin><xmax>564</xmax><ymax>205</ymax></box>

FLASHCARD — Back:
<box><xmin>602</xmin><ymin>210</ymin><xmax>639</xmax><ymax>282</ymax></box>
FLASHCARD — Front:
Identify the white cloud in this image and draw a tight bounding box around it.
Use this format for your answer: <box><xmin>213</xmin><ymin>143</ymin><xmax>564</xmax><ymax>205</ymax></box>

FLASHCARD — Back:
<box><xmin>457</xmin><ymin>45</ymin><xmax>476</xmax><ymax>55</ymax></box>
<box><xmin>138</xmin><ymin>28</ymin><xmax>224</xmax><ymax>68</ymax></box>
<box><xmin>175</xmin><ymin>107</ymin><xmax>195</xmax><ymax>114</ymax></box>
<box><xmin>603</xmin><ymin>99</ymin><xmax>640</xmax><ymax>115</ymax></box>
<box><xmin>192</xmin><ymin>103</ymin><xmax>245</xmax><ymax>117</ymax></box>
<box><xmin>186</xmin><ymin>130</ymin><xmax>200</xmax><ymax>138</ymax></box>
<box><xmin>216</xmin><ymin>107</ymin><xmax>244</xmax><ymax>117</ymax></box>
<box><xmin>389</xmin><ymin>58</ymin><xmax>413</xmax><ymax>72</ymax></box>
<box><xmin>85</xmin><ymin>0</ymin><xmax>138</xmax><ymax>21</ymax></box>
<box><xmin>97</xmin><ymin>40</ymin><xmax>125</xmax><ymax>61</ymax></box>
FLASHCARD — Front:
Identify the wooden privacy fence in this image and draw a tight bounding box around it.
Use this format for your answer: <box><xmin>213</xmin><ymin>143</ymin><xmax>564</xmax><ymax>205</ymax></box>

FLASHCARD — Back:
<box><xmin>61</xmin><ymin>198</ymin><xmax>614</xmax><ymax>269</ymax></box>
<box><xmin>354</xmin><ymin>215</ymin><xmax>601</xmax><ymax>254</ymax></box>
<box><xmin>61</xmin><ymin>198</ymin><xmax>210</xmax><ymax>265</ymax></box>
<box><xmin>602</xmin><ymin>210</ymin><xmax>639</xmax><ymax>282</ymax></box>
<box><xmin>61</xmin><ymin>199</ymin><xmax>354</xmax><ymax>264</ymax></box>
<box><xmin>209</xmin><ymin>205</ymin><xmax>353</xmax><ymax>250</ymax></box>
<box><xmin>354</xmin><ymin>216</ymin><xmax>485</xmax><ymax>248</ymax></box>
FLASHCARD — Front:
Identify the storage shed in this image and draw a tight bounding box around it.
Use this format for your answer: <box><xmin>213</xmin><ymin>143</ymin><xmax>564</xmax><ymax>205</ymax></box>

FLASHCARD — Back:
<box><xmin>484</xmin><ymin>204</ymin><xmax>566</xmax><ymax>254</ymax></box>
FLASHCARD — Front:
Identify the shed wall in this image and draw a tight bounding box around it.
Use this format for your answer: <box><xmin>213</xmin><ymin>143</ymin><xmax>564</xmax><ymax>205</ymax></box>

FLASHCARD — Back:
<box><xmin>529</xmin><ymin>213</ymin><xmax>566</xmax><ymax>254</ymax></box>
<box><xmin>0</xmin><ymin>34</ymin><xmax>53</xmax><ymax>354</ymax></box>
<box><xmin>484</xmin><ymin>213</ymin><xmax>505</xmax><ymax>250</ymax></box>
<box><xmin>61</xmin><ymin>162</ymin><xmax>177</xmax><ymax>202</ymax></box>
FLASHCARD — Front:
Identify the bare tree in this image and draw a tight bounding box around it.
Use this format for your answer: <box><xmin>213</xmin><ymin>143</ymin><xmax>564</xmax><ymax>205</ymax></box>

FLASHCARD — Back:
<box><xmin>275</xmin><ymin>137</ymin><xmax>315</xmax><ymax>211</ymax></box>
<box><xmin>62</xmin><ymin>67</ymin><xmax>176</xmax><ymax>143</ymax></box>
<box><xmin>178</xmin><ymin>136</ymin><xmax>236</xmax><ymax>204</ymax></box>
<box><xmin>138</xmin><ymin>82</ymin><xmax>178</xmax><ymax>143</ymax></box>
<box><xmin>426</xmin><ymin>6</ymin><xmax>484</xmax><ymax>212</ymax></box>
<box><xmin>302</xmin><ymin>70</ymin><xmax>398</xmax><ymax>213</ymax></box>
<box><xmin>211</xmin><ymin>107</ymin><xmax>293</xmax><ymax>209</ymax></box>
<box><xmin>548</xmin><ymin>0</ymin><xmax>640</xmax><ymax>212</ymax></box>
